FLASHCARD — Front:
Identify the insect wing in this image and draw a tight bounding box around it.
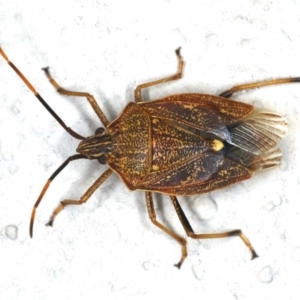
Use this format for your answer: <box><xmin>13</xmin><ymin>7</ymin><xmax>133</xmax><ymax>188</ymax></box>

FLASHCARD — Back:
<box><xmin>140</xmin><ymin>93</ymin><xmax>254</xmax><ymax>141</ymax></box>
<box><xmin>139</xmin><ymin>151</ymin><xmax>252</xmax><ymax>195</ymax></box>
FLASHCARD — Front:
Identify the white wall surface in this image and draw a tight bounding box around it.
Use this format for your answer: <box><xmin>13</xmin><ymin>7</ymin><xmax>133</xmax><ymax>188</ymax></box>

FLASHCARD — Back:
<box><xmin>0</xmin><ymin>1</ymin><xmax>300</xmax><ymax>299</ymax></box>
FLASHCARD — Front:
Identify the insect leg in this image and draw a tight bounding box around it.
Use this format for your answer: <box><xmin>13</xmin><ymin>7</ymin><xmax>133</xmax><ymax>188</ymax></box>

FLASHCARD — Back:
<box><xmin>134</xmin><ymin>48</ymin><xmax>184</xmax><ymax>103</ymax></box>
<box><xmin>219</xmin><ymin>77</ymin><xmax>300</xmax><ymax>98</ymax></box>
<box><xmin>170</xmin><ymin>195</ymin><xmax>259</xmax><ymax>260</ymax></box>
<box><xmin>42</xmin><ymin>67</ymin><xmax>110</xmax><ymax>128</ymax></box>
<box><xmin>0</xmin><ymin>47</ymin><xmax>84</xmax><ymax>140</ymax></box>
<box><xmin>145</xmin><ymin>192</ymin><xmax>187</xmax><ymax>269</ymax></box>
<box><xmin>30</xmin><ymin>154</ymin><xmax>87</xmax><ymax>237</ymax></box>
<box><xmin>45</xmin><ymin>168</ymin><xmax>113</xmax><ymax>227</ymax></box>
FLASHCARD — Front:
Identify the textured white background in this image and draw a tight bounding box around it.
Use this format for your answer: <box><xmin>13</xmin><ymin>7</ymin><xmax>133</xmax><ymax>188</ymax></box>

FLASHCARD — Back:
<box><xmin>1</xmin><ymin>1</ymin><xmax>300</xmax><ymax>299</ymax></box>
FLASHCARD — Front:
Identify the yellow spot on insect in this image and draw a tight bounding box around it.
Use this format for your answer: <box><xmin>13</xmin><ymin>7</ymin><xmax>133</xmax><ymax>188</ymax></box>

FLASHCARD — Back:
<box><xmin>219</xmin><ymin>170</ymin><xmax>228</xmax><ymax>176</ymax></box>
<box><xmin>152</xmin><ymin>165</ymin><xmax>159</xmax><ymax>171</ymax></box>
<box><xmin>183</xmin><ymin>104</ymin><xmax>194</xmax><ymax>109</ymax></box>
<box><xmin>212</xmin><ymin>139</ymin><xmax>224</xmax><ymax>151</ymax></box>
<box><xmin>219</xmin><ymin>108</ymin><xmax>240</xmax><ymax>117</ymax></box>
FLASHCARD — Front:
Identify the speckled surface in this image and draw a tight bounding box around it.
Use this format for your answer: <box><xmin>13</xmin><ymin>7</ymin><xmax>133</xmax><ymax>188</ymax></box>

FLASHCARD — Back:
<box><xmin>1</xmin><ymin>1</ymin><xmax>300</xmax><ymax>299</ymax></box>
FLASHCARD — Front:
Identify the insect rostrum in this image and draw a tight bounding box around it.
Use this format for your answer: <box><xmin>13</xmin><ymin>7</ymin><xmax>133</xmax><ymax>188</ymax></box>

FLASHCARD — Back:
<box><xmin>1</xmin><ymin>47</ymin><xmax>297</xmax><ymax>269</ymax></box>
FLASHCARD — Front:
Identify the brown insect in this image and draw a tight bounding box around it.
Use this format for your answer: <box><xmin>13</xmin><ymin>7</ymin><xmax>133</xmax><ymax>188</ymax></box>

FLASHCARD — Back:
<box><xmin>1</xmin><ymin>47</ymin><xmax>298</xmax><ymax>268</ymax></box>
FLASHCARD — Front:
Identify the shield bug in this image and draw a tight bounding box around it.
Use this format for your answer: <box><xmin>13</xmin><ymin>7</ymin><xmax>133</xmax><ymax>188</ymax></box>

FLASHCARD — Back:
<box><xmin>1</xmin><ymin>47</ymin><xmax>297</xmax><ymax>268</ymax></box>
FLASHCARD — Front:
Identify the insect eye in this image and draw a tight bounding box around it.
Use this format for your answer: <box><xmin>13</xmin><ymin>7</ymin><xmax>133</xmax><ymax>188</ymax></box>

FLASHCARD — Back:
<box><xmin>98</xmin><ymin>155</ymin><xmax>107</xmax><ymax>165</ymax></box>
<box><xmin>95</xmin><ymin>127</ymin><xmax>106</xmax><ymax>135</ymax></box>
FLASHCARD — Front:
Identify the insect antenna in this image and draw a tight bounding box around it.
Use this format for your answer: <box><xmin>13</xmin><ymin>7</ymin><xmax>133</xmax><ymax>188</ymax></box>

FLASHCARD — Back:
<box><xmin>0</xmin><ymin>47</ymin><xmax>85</xmax><ymax>140</ymax></box>
<box><xmin>0</xmin><ymin>47</ymin><xmax>92</xmax><ymax>236</ymax></box>
<box><xmin>29</xmin><ymin>154</ymin><xmax>87</xmax><ymax>237</ymax></box>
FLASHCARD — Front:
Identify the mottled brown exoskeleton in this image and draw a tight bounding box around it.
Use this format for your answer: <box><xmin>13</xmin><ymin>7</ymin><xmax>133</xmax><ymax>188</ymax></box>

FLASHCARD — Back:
<box><xmin>1</xmin><ymin>47</ymin><xmax>297</xmax><ymax>268</ymax></box>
